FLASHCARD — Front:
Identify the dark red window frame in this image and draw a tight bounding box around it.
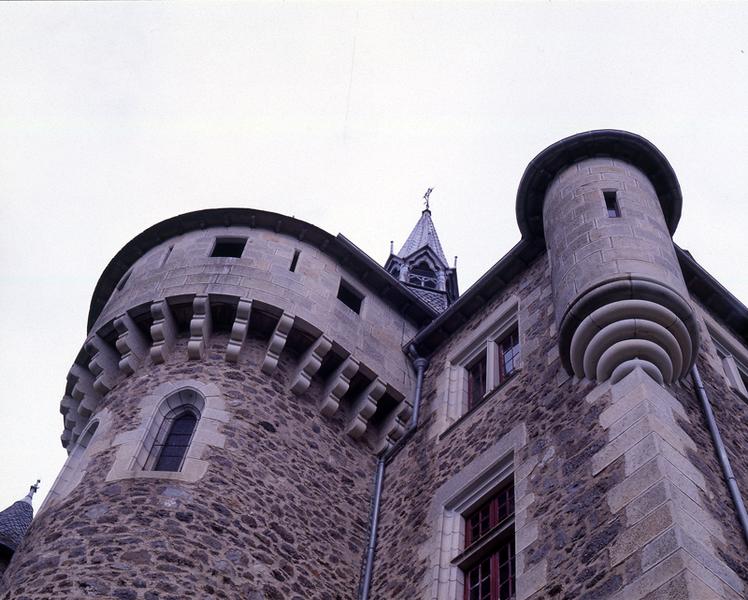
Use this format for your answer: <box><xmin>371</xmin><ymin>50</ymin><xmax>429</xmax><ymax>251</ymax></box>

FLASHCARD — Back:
<box><xmin>464</xmin><ymin>482</ymin><xmax>515</xmax><ymax>600</ymax></box>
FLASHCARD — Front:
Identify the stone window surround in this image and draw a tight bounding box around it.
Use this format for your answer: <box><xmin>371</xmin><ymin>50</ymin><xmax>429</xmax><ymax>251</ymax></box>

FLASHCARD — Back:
<box><xmin>704</xmin><ymin>312</ymin><xmax>748</xmax><ymax>400</ymax></box>
<box><xmin>426</xmin><ymin>424</ymin><xmax>546</xmax><ymax>600</ymax></box>
<box><xmin>107</xmin><ymin>379</ymin><xmax>229</xmax><ymax>483</ymax></box>
<box><xmin>143</xmin><ymin>393</ymin><xmax>203</xmax><ymax>472</ymax></box>
<box><xmin>442</xmin><ymin>297</ymin><xmax>520</xmax><ymax>426</ymax></box>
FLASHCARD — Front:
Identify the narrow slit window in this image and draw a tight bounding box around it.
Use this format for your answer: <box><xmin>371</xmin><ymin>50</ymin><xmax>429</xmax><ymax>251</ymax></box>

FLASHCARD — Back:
<box><xmin>117</xmin><ymin>269</ymin><xmax>133</xmax><ymax>291</ymax></box>
<box><xmin>211</xmin><ymin>237</ymin><xmax>247</xmax><ymax>258</ymax></box>
<box><xmin>160</xmin><ymin>244</ymin><xmax>174</xmax><ymax>267</ymax></box>
<box><xmin>604</xmin><ymin>191</ymin><xmax>620</xmax><ymax>218</ymax></box>
<box><xmin>337</xmin><ymin>279</ymin><xmax>364</xmax><ymax>314</ymax></box>
<box><xmin>289</xmin><ymin>249</ymin><xmax>300</xmax><ymax>272</ymax></box>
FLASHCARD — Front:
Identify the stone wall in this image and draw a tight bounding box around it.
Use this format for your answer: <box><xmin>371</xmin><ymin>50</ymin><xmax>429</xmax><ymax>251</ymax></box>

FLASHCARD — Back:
<box><xmin>675</xmin><ymin>303</ymin><xmax>748</xmax><ymax>586</ymax></box>
<box><xmin>370</xmin><ymin>254</ymin><xmax>748</xmax><ymax>599</ymax></box>
<box><xmin>2</xmin><ymin>336</ymin><xmax>376</xmax><ymax>600</ymax></box>
<box><xmin>372</xmin><ymin>256</ymin><xmax>615</xmax><ymax>599</ymax></box>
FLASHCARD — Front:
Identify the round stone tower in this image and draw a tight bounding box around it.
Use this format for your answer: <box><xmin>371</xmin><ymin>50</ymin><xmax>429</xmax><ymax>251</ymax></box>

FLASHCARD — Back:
<box><xmin>1</xmin><ymin>209</ymin><xmax>433</xmax><ymax>599</ymax></box>
<box><xmin>517</xmin><ymin>130</ymin><xmax>700</xmax><ymax>384</ymax></box>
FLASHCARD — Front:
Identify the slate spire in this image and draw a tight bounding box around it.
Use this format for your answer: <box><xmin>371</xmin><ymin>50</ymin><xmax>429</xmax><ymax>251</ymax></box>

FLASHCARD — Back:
<box><xmin>385</xmin><ymin>195</ymin><xmax>458</xmax><ymax>313</ymax></box>
<box><xmin>397</xmin><ymin>208</ymin><xmax>449</xmax><ymax>268</ymax></box>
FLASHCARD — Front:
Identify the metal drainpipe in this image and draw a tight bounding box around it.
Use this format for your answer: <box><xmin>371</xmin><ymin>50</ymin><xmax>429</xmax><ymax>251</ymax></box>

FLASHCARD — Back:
<box><xmin>359</xmin><ymin>348</ymin><xmax>429</xmax><ymax>600</ymax></box>
<box><xmin>691</xmin><ymin>364</ymin><xmax>748</xmax><ymax>547</ymax></box>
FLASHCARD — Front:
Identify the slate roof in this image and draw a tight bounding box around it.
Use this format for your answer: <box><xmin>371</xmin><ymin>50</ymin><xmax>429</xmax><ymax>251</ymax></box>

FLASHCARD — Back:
<box><xmin>397</xmin><ymin>209</ymin><xmax>449</xmax><ymax>267</ymax></box>
<box><xmin>0</xmin><ymin>500</ymin><xmax>33</xmax><ymax>552</ymax></box>
<box><xmin>406</xmin><ymin>286</ymin><xmax>449</xmax><ymax>313</ymax></box>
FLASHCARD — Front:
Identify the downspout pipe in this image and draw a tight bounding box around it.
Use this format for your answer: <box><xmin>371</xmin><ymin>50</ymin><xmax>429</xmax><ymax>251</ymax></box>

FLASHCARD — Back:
<box><xmin>691</xmin><ymin>364</ymin><xmax>748</xmax><ymax>548</ymax></box>
<box><xmin>359</xmin><ymin>347</ymin><xmax>429</xmax><ymax>600</ymax></box>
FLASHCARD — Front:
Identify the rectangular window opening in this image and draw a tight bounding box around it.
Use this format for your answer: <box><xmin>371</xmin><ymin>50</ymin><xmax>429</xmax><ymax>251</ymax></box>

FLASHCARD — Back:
<box><xmin>337</xmin><ymin>279</ymin><xmax>364</xmax><ymax>314</ymax></box>
<box><xmin>604</xmin><ymin>190</ymin><xmax>620</xmax><ymax>218</ymax></box>
<box><xmin>463</xmin><ymin>480</ymin><xmax>516</xmax><ymax>600</ymax></box>
<box><xmin>289</xmin><ymin>249</ymin><xmax>301</xmax><ymax>272</ymax></box>
<box><xmin>211</xmin><ymin>237</ymin><xmax>247</xmax><ymax>258</ymax></box>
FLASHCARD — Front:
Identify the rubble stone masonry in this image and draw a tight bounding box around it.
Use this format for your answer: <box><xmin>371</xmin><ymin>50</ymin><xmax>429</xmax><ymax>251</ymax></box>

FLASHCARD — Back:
<box><xmin>2</xmin><ymin>337</ymin><xmax>376</xmax><ymax>600</ymax></box>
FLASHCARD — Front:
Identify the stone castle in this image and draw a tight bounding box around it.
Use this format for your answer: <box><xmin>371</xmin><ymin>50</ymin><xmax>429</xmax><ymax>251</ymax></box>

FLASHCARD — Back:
<box><xmin>1</xmin><ymin>130</ymin><xmax>747</xmax><ymax>599</ymax></box>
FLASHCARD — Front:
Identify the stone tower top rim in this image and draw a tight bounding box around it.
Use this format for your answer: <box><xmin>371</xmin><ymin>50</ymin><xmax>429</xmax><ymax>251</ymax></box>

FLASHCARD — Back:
<box><xmin>515</xmin><ymin>129</ymin><xmax>683</xmax><ymax>242</ymax></box>
<box><xmin>86</xmin><ymin>207</ymin><xmax>437</xmax><ymax>332</ymax></box>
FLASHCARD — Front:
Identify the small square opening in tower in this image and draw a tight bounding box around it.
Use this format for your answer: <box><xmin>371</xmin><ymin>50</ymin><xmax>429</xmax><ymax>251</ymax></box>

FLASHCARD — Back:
<box><xmin>337</xmin><ymin>279</ymin><xmax>363</xmax><ymax>314</ymax></box>
<box><xmin>604</xmin><ymin>191</ymin><xmax>620</xmax><ymax>218</ymax></box>
<box><xmin>211</xmin><ymin>237</ymin><xmax>247</xmax><ymax>258</ymax></box>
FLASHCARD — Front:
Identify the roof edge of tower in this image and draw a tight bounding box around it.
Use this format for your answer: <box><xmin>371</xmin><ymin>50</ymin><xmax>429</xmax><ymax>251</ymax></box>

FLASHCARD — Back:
<box><xmin>516</xmin><ymin>129</ymin><xmax>683</xmax><ymax>241</ymax></box>
<box><xmin>87</xmin><ymin>208</ymin><xmax>438</xmax><ymax>332</ymax></box>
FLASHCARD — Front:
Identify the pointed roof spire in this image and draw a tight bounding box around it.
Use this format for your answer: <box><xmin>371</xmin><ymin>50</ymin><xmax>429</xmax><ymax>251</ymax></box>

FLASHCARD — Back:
<box><xmin>397</xmin><ymin>189</ymin><xmax>449</xmax><ymax>267</ymax></box>
<box><xmin>22</xmin><ymin>480</ymin><xmax>40</xmax><ymax>506</ymax></box>
<box><xmin>0</xmin><ymin>481</ymin><xmax>39</xmax><ymax>555</ymax></box>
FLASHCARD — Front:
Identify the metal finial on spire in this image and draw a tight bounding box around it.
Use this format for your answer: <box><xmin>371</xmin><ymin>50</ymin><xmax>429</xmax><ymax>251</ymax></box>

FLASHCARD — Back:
<box><xmin>423</xmin><ymin>188</ymin><xmax>433</xmax><ymax>211</ymax></box>
<box><xmin>22</xmin><ymin>480</ymin><xmax>40</xmax><ymax>505</ymax></box>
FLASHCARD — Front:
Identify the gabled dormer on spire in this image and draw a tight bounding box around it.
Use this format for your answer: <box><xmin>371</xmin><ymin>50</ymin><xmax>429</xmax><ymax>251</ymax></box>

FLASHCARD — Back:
<box><xmin>385</xmin><ymin>196</ymin><xmax>458</xmax><ymax>313</ymax></box>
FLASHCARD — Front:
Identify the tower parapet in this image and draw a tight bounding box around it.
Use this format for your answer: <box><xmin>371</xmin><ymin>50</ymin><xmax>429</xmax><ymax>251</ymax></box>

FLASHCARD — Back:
<box><xmin>57</xmin><ymin>209</ymin><xmax>434</xmax><ymax>456</ymax></box>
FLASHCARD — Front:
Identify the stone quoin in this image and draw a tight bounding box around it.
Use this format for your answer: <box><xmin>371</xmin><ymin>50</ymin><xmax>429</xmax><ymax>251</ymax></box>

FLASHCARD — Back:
<box><xmin>2</xmin><ymin>130</ymin><xmax>748</xmax><ymax>600</ymax></box>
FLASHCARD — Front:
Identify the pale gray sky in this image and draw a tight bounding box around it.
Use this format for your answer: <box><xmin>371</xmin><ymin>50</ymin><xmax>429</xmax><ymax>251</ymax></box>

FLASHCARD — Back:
<box><xmin>1</xmin><ymin>1</ymin><xmax>747</xmax><ymax>509</ymax></box>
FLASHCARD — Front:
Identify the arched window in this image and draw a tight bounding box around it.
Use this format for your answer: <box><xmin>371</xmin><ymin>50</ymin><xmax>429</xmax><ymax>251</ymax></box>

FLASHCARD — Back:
<box><xmin>107</xmin><ymin>380</ymin><xmax>226</xmax><ymax>484</ymax></box>
<box><xmin>152</xmin><ymin>410</ymin><xmax>198</xmax><ymax>472</ymax></box>
<box><xmin>141</xmin><ymin>387</ymin><xmax>205</xmax><ymax>473</ymax></box>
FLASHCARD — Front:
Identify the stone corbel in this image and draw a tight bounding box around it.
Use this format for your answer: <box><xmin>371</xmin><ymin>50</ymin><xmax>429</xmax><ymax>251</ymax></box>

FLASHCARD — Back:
<box><xmin>60</xmin><ymin>394</ymin><xmax>80</xmax><ymax>436</ymax></box>
<box><xmin>289</xmin><ymin>334</ymin><xmax>332</xmax><ymax>395</ymax></box>
<box><xmin>372</xmin><ymin>395</ymin><xmax>412</xmax><ymax>454</ymax></box>
<box><xmin>188</xmin><ymin>295</ymin><xmax>213</xmax><ymax>360</ymax></box>
<box><xmin>114</xmin><ymin>313</ymin><xmax>150</xmax><ymax>375</ymax></box>
<box><xmin>84</xmin><ymin>334</ymin><xmax>121</xmax><ymax>395</ymax></box>
<box><xmin>150</xmin><ymin>299</ymin><xmax>177</xmax><ymax>364</ymax></box>
<box><xmin>345</xmin><ymin>377</ymin><xmax>386</xmax><ymax>439</ymax></box>
<box><xmin>226</xmin><ymin>299</ymin><xmax>252</xmax><ymax>363</ymax></box>
<box><xmin>261</xmin><ymin>312</ymin><xmax>294</xmax><ymax>374</ymax></box>
<box><xmin>319</xmin><ymin>355</ymin><xmax>359</xmax><ymax>417</ymax></box>
<box><xmin>70</xmin><ymin>364</ymin><xmax>99</xmax><ymax>421</ymax></box>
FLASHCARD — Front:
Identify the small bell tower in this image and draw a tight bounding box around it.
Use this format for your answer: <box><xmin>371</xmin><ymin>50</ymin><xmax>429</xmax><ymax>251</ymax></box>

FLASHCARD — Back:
<box><xmin>385</xmin><ymin>189</ymin><xmax>458</xmax><ymax>312</ymax></box>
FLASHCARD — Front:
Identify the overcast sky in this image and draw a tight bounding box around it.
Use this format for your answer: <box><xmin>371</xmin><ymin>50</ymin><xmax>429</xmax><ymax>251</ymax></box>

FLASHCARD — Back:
<box><xmin>1</xmin><ymin>2</ymin><xmax>747</xmax><ymax>509</ymax></box>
